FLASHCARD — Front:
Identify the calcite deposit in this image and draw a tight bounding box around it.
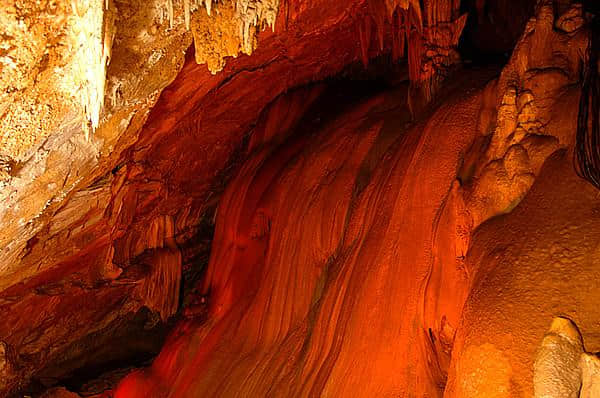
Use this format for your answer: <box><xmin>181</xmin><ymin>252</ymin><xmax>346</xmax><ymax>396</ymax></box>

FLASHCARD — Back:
<box><xmin>531</xmin><ymin>317</ymin><xmax>600</xmax><ymax>398</ymax></box>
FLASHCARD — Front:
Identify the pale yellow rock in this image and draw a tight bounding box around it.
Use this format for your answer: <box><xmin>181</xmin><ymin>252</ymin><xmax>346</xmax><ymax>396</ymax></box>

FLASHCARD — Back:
<box><xmin>580</xmin><ymin>353</ymin><xmax>600</xmax><ymax>398</ymax></box>
<box><xmin>533</xmin><ymin>317</ymin><xmax>583</xmax><ymax>398</ymax></box>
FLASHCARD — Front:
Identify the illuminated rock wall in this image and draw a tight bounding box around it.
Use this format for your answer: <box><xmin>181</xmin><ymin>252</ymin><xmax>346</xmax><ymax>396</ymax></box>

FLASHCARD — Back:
<box><xmin>0</xmin><ymin>0</ymin><xmax>597</xmax><ymax>396</ymax></box>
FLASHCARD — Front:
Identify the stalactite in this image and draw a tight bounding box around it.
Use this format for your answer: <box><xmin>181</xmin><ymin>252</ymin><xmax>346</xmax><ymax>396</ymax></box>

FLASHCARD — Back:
<box><xmin>364</xmin><ymin>0</ymin><xmax>464</xmax><ymax>109</ymax></box>
<box><xmin>167</xmin><ymin>0</ymin><xmax>174</xmax><ymax>28</ymax></box>
<box><xmin>184</xmin><ymin>0</ymin><xmax>191</xmax><ymax>30</ymax></box>
<box><xmin>235</xmin><ymin>0</ymin><xmax>280</xmax><ymax>54</ymax></box>
<box><xmin>134</xmin><ymin>215</ymin><xmax>182</xmax><ymax>321</ymax></box>
<box><xmin>71</xmin><ymin>0</ymin><xmax>115</xmax><ymax>138</ymax></box>
<box><xmin>575</xmin><ymin>2</ymin><xmax>600</xmax><ymax>190</ymax></box>
<box><xmin>186</xmin><ymin>0</ymin><xmax>281</xmax><ymax>73</ymax></box>
<box><xmin>72</xmin><ymin>0</ymin><xmax>469</xmax><ymax>137</ymax></box>
<box><xmin>358</xmin><ymin>17</ymin><xmax>373</xmax><ymax>68</ymax></box>
<box><xmin>136</xmin><ymin>246</ymin><xmax>182</xmax><ymax>321</ymax></box>
<box><xmin>367</xmin><ymin>0</ymin><xmax>387</xmax><ymax>53</ymax></box>
<box><xmin>391</xmin><ymin>9</ymin><xmax>405</xmax><ymax>61</ymax></box>
<box><xmin>69</xmin><ymin>0</ymin><xmax>284</xmax><ymax>134</ymax></box>
<box><xmin>407</xmin><ymin>29</ymin><xmax>423</xmax><ymax>82</ymax></box>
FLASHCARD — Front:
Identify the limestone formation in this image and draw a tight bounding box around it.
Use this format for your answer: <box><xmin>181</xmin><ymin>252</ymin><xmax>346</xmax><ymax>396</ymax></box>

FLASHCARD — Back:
<box><xmin>39</xmin><ymin>387</ymin><xmax>81</xmax><ymax>398</ymax></box>
<box><xmin>0</xmin><ymin>341</ymin><xmax>14</xmax><ymax>391</ymax></box>
<box><xmin>0</xmin><ymin>0</ymin><xmax>410</xmax><ymax>393</ymax></box>
<box><xmin>580</xmin><ymin>353</ymin><xmax>600</xmax><ymax>398</ymax></box>
<box><xmin>533</xmin><ymin>317</ymin><xmax>600</xmax><ymax>398</ymax></box>
<box><xmin>533</xmin><ymin>318</ymin><xmax>583</xmax><ymax>398</ymax></box>
<box><xmin>458</xmin><ymin>0</ymin><xmax>584</xmax><ymax>230</ymax></box>
<box><xmin>0</xmin><ymin>0</ymin><xmax>598</xmax><ymax>397</ymax></box>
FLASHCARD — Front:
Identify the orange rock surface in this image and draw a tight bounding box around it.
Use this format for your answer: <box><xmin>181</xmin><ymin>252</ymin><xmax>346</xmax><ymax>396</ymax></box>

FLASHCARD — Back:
<box><xmin>111</xmin><ymin>2</ymin><xmax>598</xmax><ymax>397</ymax></box>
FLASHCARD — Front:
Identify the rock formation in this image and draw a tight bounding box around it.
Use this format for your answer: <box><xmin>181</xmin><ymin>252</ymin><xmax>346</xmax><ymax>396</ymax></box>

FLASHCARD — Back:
<box><xmin>532</xmin><ymin>317</ymin><xmax>600</xmax><ymax>398</ymax></box>
<box><xmin>533</xmin><ymin>318</ymin><xmax>584</xmax><ymax>398</ymax></box>
<box><xmin>0</xmin><ymin>0</ymin><xmax>598</xmax><ymax>397</ymax></box>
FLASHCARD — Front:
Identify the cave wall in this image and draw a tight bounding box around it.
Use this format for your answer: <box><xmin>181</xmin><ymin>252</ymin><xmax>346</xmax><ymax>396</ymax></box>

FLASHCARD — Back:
<box><xmin>0</xmin><ymin>0</ymin><xmax>370</xmax><ymax>393</ymax></box>
<box><xmin>111</xmin><ymin>1</ymin><xmax>596</xmax><ymax>397</ymax></box>
<box><xmin>0</xmin><ymin>0</ymin><xmax>424</xmax><ymax>393</ymax></box>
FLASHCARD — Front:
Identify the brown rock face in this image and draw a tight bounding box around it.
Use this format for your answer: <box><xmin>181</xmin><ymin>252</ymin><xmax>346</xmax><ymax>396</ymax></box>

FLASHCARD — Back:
<box><xmin>1</xmin><ymin>0</ymin><xmax>598</xmax><ymax>397</ymax></box>
<box><xmin>112</xmin><ymin>4</ymin><xmax>594</xmax><ymax>397</ymax></box>
<box><xmin>0</xmin><ymin>0</ymin><xmax>405</xmax><ymax>394</ymax></box>
<box><xmin>112</xmin><ymin>68</ymin><xmax>492</xmax><ymax>398</ymax></box>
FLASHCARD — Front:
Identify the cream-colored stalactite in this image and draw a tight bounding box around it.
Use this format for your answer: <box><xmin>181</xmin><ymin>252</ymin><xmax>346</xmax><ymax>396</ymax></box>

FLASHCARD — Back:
<box><xmin>184</xmin><ymin>0</ymin><xmax>191</xmax><ymax>29</ymax></box>
<box><xmin>178</xmin><ymin>0</ymin><xmax>280</xmax><ymax>63</ymax></box>
<box><xmin>70</xmin><ymin>0</ymin><xmax>280</xmax><ymax>137</ymax></box>
<box><xmin>179</xmin><ymin>0</ymin><xmax>279</xmax><ymax>47</ymax></box>
<box><xmin>236</xmin><ymin>0</ymin><xmax>279</xmax><ymax>54</ymax></box>
<box><xmin>71</xmin><ymin>0</ymin><xmax>114</xmax><ymax>139</ymax></box>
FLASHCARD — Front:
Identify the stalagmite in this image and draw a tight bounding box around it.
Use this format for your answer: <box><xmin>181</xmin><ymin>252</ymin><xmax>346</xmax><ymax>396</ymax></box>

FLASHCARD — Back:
<box><xmin>533</xmin><ymin>317</ymin><xmax>583</xmax><ymax>398</ymax></box>
<box><xmin>533</xmin><ymin>318</ymin><xmax>600</xmax><ymax>398</ymax></box>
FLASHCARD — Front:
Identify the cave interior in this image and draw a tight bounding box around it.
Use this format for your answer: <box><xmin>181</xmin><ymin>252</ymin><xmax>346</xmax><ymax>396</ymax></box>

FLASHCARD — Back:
<box><xmin>0</xmin><ymin>0</ymin><xmax>600</xmax><ymax>397</ymax></box>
